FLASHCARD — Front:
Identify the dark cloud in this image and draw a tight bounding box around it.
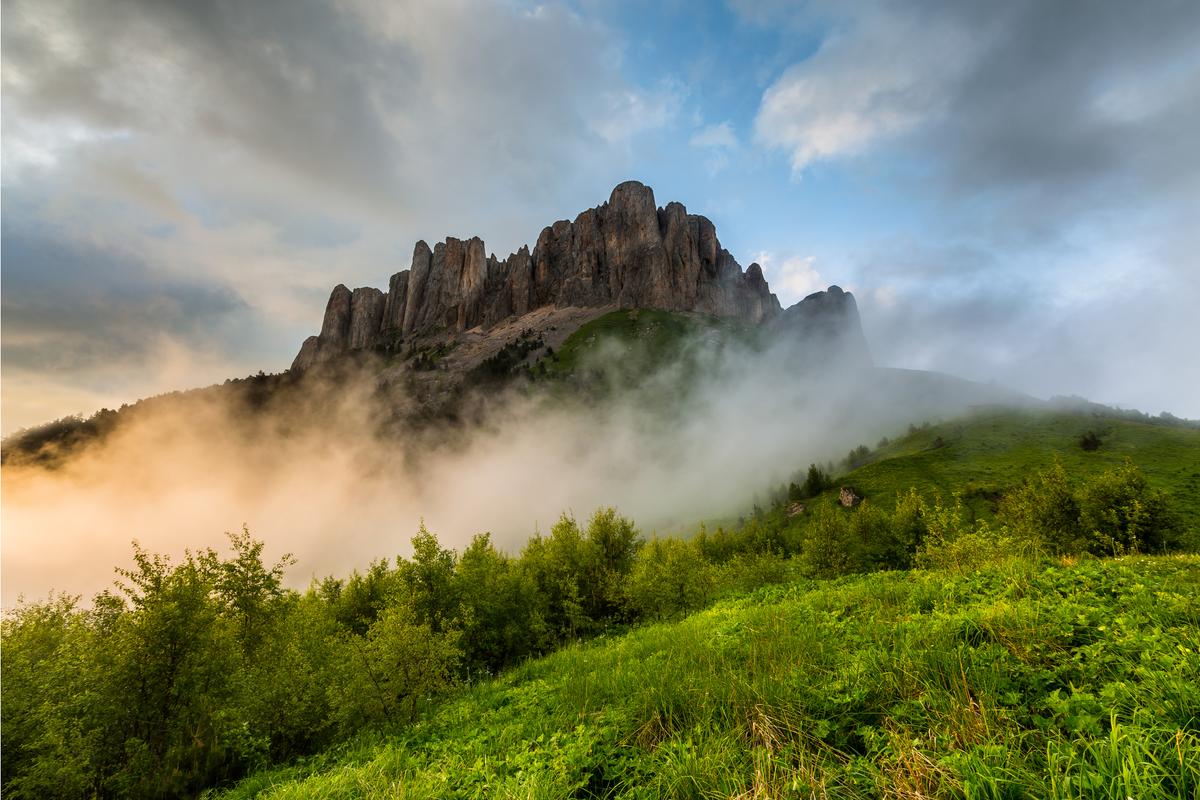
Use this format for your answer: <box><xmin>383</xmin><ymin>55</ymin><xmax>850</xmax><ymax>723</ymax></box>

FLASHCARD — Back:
<box><xmin>0</xmin><ymin>219</ymin><xmax>245</xmax><ymax>373</ymax></box>
<box><xmin>749</xmin><ymin>0</ymin><xmax>1200</xmax><ymax>415</ymax></box>
<box><xmin>753</xmin><ymin>0</ymin><xmax>1200</xmax><ymax>223</ymax></box>
<box><xmin>933</xmin><ymin>1</ymin><xmax>1200</xmax><ymax>228</ymax></box>
<box><xmin>1</xmin><ymin>0</ymin><xmax>663</xmax><ymax>241</ymax></box>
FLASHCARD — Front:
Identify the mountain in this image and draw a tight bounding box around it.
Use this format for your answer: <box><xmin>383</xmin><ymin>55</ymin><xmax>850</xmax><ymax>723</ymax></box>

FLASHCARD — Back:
<box><xmin>291</xmin><ymin>181</ymin><xmax>868</xmax><ymax>371</ymax></box>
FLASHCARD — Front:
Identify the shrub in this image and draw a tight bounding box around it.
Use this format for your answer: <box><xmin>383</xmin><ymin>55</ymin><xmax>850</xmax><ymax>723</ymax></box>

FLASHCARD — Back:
<box><xmin>625</xmin><ymin>538</ymin><xmax>714</xmax><ymax>620</ymax></box>
<box><xmin>997</xmin><ymin>461</ymin><xmax>1083</xmax><ymax>554</ymax></box>
<box><xmin>801</xmin><ymin>502</ymin><xmax>859</xmax><ymax>578</ymax></box>
<box><xmin>915</xmin><ymin>495</ymin><xmax>1028</xmax><ymax>572</ymax></box>
<box><xmin>1076</xmin><ymin>461</ymin><xmax>1179</xmax><ymax>555</ymax></box>
<box><xmin>330</xmin><ymin>601</ymin><xmax>461</xmax><ymax>730</ymax></box>
<box><xmin>999</xmin><ymin>460</ymin><xmax>1179</xmax><ymax>556</ymax></box>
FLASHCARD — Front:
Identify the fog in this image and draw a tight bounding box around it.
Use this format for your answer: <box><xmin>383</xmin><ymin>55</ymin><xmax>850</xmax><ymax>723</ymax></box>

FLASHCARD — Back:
<box><xmin>1</xmin><ymin>328</ymin><xmax>1002</xmax><ymax>608</ymax></box>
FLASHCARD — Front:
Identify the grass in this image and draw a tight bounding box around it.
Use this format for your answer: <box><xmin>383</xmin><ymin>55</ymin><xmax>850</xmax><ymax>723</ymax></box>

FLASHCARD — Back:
<box><xmin>216</xmin><ymin>554</ymin><xmax>1200</xmax><ymax>799</ymax></box>
<box><xmin>541</xmin><ymin>309</ymin><xmax>753</xmax><ymax>380</ymax></box>
<box><xmin>833</xmin><ymin>410</ymin><xmax>1200</xmax><ymax>526</ymax></box>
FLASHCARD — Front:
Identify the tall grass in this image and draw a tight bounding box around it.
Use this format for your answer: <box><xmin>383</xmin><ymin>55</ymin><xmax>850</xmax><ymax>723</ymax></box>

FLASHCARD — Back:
<box><xmin>216</xmin><ymin>554</ymin><xmax>1200</xmax><ymax>799</ymax></box>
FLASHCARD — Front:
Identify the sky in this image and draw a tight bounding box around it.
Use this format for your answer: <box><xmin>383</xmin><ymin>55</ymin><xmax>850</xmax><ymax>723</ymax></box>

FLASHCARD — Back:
<box><xmin>3</xmin><ymin>0</ymin><xmax>1199</xmax><ymax>433</ymax></box>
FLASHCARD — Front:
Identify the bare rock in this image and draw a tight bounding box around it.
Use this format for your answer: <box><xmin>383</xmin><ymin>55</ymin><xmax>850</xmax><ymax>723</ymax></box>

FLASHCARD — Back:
<box><xmin>382</xmin><ymin>270</ymin><xmax>409</xmax><ymax>333</ymax></box>
<box><xmin>348</xmin><ymin>287</ymin><xmax>385</xmax><ymax>349</ymax></box>
<box><xmin>290</xmin><ymin>335</ymin><xmax>321</xmax><ymax>371</ymax></box>
<box><xmin>839</xmin><ymin>487</ymin><xmax>863</xmax><ymax>508</ymax></box>
<box><xmin>402</xmin><ymin>241</ymin><xmax>434</xmax><ymax>337</ymax></box>
<box><xmin>289</xmin><ymin>181</ymin><xmax>873</xmax><ymax>372</ymax></box>
<box><xmin>775</xmin><ymin>285</ymin><xmax>871</xmax><ymax>365</ymax></box>
<box><xmin>318</xmin><ymin>284</ymin><xmax>353</xmax><ymax>347</ymax></box>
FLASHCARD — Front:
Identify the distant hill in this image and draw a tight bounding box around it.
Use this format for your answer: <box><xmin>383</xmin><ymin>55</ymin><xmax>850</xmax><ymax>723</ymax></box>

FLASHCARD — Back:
<box><xmin>763</xmin><ymin>408</ymin><xmax>1200</xmax><ymax>536</ymax></box>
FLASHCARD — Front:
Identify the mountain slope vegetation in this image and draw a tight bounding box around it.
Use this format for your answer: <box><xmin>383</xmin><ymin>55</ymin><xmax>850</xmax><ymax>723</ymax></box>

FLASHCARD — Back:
<box><xmin>221</xmin><ymin>553</ymin><xmax>1200</xmax><ymax>799</ymax></box>
<box><xmin>3</xmin><ymin>402</ymin><xmax>1197</xmax><ymax>798</ymax></box>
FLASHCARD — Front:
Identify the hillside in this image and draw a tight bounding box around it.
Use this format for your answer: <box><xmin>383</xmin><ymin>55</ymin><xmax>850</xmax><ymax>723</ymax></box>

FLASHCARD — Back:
<box><xmin>823</xmin><ymin>410</ymin><xmax>1200</xmax><ymax>528</ymax></box>
<box><xmin>220</xmin><ymin>554</ymin><xmax>1200</xmax><ymax>799</ymax></box>
<box><xmin>4</xmin><ymin>402</ymin><xmax>1196</xmax><ymax>799</ymax></box>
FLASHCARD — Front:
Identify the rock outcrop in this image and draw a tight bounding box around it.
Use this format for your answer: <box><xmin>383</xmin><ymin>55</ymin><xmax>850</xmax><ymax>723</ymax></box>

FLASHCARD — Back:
<box><xmin>292</xmin><ymin>181</ymin><xmax>867</xmax><ymax>370</ymax></box>
<box><xmin>772</xmin><ymin>284</ymin><xmax>872</xmax><ymax>366</ymax></box>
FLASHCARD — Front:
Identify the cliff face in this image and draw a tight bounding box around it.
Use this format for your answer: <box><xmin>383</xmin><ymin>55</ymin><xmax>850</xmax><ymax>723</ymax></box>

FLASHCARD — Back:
<box><xmin>293</xmin><ymin>181</ymin><xmax>866</xmax><ymax>370</ymax></box>
<box><xmin>773</xmin><ymin>285</ymin><xmax>871</xmax><ymax>364</ymax></box>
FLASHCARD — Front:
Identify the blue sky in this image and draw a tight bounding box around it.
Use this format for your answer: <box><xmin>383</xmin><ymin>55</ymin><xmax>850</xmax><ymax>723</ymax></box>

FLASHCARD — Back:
<box><xmin>3</xmin><ymin>0</ymin><xmax>1199</xmax><ymax>432</ymax></box>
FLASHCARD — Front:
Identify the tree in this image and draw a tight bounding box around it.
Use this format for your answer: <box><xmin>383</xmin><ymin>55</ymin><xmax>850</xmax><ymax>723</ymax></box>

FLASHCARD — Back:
<box><xmin>204</xmin><ymin>526</ymin><xmax>294</xmax><ymax>653</ymax></box>
<box><xmin>455</xmin><ymin>533</ymin><xmax>540</xmax><ymax>675</ymax></box>
<box><xmin>799</xmin><ymin>463</ymin><xmax>833</xmax><ymax>499</ymax></box>
<box><xmin>583</xmin><ymin>507</ymin><xmax>641</xmax><ymax>621</ymax></box>
<box><xmin>399</xmin><ymin>521</ymin><xmax>459</xmax><ymax>632</ymax></box>
<box><xmin>331</xmin><ymin>601</ymin><xmax>461</xmax><ymax>729</ymax></box>
<box><xmin>625</xmin><ymin>538</ymin><xmax>714</xmax><ymax>620</ymax></box>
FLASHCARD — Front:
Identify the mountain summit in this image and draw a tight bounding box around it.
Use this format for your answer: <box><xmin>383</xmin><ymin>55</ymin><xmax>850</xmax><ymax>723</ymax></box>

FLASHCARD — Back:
<box><xmin>292</xmin><ymin>181</ymin><xmax>867</xmax><ymax>370</ymax></box>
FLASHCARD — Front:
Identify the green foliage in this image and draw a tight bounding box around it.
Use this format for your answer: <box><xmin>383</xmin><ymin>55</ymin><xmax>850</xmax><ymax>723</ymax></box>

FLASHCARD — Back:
<box><xmin>217</xmin><ymin>555</ymin><xmax>1200</xmax><ymax>800</ymax></box>
<box><xmin>1077</xmin><ymin>461</ymin><xmax>1180</xmax><ymax>555</ymax></box>
<box><xmin>3</xmin><ymin>447</ymin><xmax>1196</xmax><ymax>799</ymax></box>
<box><xmin>329</xmin><ymin>601</ymin><xmax>461</xmax><ymax>730</ymax></box>
<box><xmin>997</xmin><ymin>460</ymin><xmax>1084</xmax><ymax>553</ymax></box>
<box><xmin>843</xmin><ymin>442</ymin><xmax>873</xmax><ymax>469</ymax></box>
<box><xmin>915</xmin><ymin>494</ymin><xmax>1028</xmax><ymax>572</ymax></box>
<box><xmin>625</xmin><ymin>537</ymin><xmax>715</xmax><ymax>620</ymax></box>
<box><xmin>1000</xmin><ymin>460</ymin><xmax>1180</xmax><ymax>556</ymax></box>
<box><xmin>789</xmin><ymin>462</ymin><xmax>834</xmax><ymax>502</ymax></box>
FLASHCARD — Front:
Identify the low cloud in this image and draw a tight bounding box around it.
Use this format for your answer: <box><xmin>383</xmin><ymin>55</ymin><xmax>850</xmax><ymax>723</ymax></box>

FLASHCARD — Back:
<box><xmin>2</xmin><ymin>324</ymin><xmax>977</xmax><ymax>608</ymax></box>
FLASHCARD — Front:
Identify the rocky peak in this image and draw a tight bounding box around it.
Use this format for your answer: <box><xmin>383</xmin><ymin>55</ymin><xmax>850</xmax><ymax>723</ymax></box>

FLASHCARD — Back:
<box><xmin>774</xmin><ymin>284</ymin><xmax>872</xmax><ymax>365</ymax></box>
<box><xmin>291</xmin><ymin>181</ymin><xmax>868</xmax><ymax>370</ymax></box>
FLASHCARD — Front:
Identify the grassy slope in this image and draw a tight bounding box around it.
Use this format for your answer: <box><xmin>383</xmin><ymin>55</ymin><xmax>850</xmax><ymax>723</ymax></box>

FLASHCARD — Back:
<box><xmin>222</xmin><ymin>554</ymin><xmax>1200</xmax><ymax>799</ymax></box>
<box><xmin>542</xmin><ymin>309</ymin><xmax>749</xmax><ymax>376</ymax></box>
<box><xmin>541</xmin><ymin>310</ymin><xmax>1199</xmax><ymax>528</ymax></box>
<box><xmin>833</xmin><ymin>410</ymin><xmax>1200</xmax><ymax>526</ymax></box>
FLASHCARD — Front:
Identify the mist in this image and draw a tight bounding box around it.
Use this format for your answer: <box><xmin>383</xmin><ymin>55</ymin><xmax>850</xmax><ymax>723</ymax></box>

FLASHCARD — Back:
<box><xmin>1</xmin><ymin>322</ymin><xmax>1002</xmax><ymax>608</ymax></box>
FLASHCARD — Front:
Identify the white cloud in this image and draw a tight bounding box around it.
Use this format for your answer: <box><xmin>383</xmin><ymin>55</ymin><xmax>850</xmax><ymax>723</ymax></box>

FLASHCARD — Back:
<box><xmin>753</xmin><ymin>7</ymin><xmax>974</xmax><ymax>173</ymax></box>
<box><xmin>688</xmin><ymin>121</ymin><xmax>738</xmax><ymax>174</ymax></box>
<box><xmin>755</xmin><ymin>251</ymin><xmax>824</xmax><ymax>306</ymax></box>
<box><xmin>689</xmin><ymin>121</ymin><xmax>737</xmax><ymax>151</ymax></box>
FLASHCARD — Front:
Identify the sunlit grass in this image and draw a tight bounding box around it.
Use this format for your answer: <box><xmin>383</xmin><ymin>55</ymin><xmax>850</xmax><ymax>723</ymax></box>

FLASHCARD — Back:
<box><xmin>217</xmin><ymin>554</ymin><xmax>1200</xmax><ymax>799</ymax></box>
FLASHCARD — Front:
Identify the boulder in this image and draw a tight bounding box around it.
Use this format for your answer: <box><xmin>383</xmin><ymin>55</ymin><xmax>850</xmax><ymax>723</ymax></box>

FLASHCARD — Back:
<box><xmin>839</xmin><ymin>487</ymin><xmax>863</xmax><ymax>508</ymax></box>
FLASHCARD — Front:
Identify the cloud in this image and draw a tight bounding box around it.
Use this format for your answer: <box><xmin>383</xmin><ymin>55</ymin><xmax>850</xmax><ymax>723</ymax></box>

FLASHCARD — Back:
<box><xmin>851</xmin><ymin>237</ymin><xmax>1200</xmax><ymax>417</ymax></box>
<box><xmin>754</xmin><ymin>6</ymin><xmax>974</xmax><ymax>173</ymax></box>
<box><xmin>690</xmin><ymin>121</ymin><xmax>738</xmax><ymax>151</ymax></box>
<box><xmin>752</xmin><ymin>1</ymin><xmax>1200</xmax><ymax>203</ymax></box>
<box><xmin>745</xmin><ymin>0</ymin><xmax>1200</xmax><ymax>416</ymax></box>
<box><xmin>0</xmin><ymin>220</ymin><xmax>245</xmax><ymax>371</ymax></box>
<box><xmin>0</xmin><ymin>0</ymin><xmax>672</xmax><ymax>429</ymax></box>
<box><xmin>755</xmin><ymin>251</ymin><xmax>824</xmax><ymax>306</ymax></box>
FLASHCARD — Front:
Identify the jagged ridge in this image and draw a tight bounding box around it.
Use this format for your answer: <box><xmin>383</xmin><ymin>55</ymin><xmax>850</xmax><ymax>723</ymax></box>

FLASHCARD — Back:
<box><xmin>293</xmin><ymin>181</ymin><xmax>865</xmax><ymax>370</ymax></box>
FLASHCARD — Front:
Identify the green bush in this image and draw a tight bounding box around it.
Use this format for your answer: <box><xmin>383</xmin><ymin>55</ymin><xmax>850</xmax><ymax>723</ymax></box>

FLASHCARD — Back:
<box><xmin>1000</xmin><ymin>460</ymin><xmax>1179</xmax><ymax>556</ymax></box>
<box><xmin>1076</xmin><ymin>461</ymin><xmax>1179</xmax><ymax>555</ymax></box>
<box><xmin>916</xmin><ymin>494</ymin><xmax>1031</xmax><ymax>572</ymax></box>
<box><xmin>997</xmin><ymin>460</ymin><xmax>1083</xmax><ymax>553</ymax></box>
<box><xmin>625</xmin><ymin>537</ymin><xmax>715</xmax><ymax>620</ymax></box>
